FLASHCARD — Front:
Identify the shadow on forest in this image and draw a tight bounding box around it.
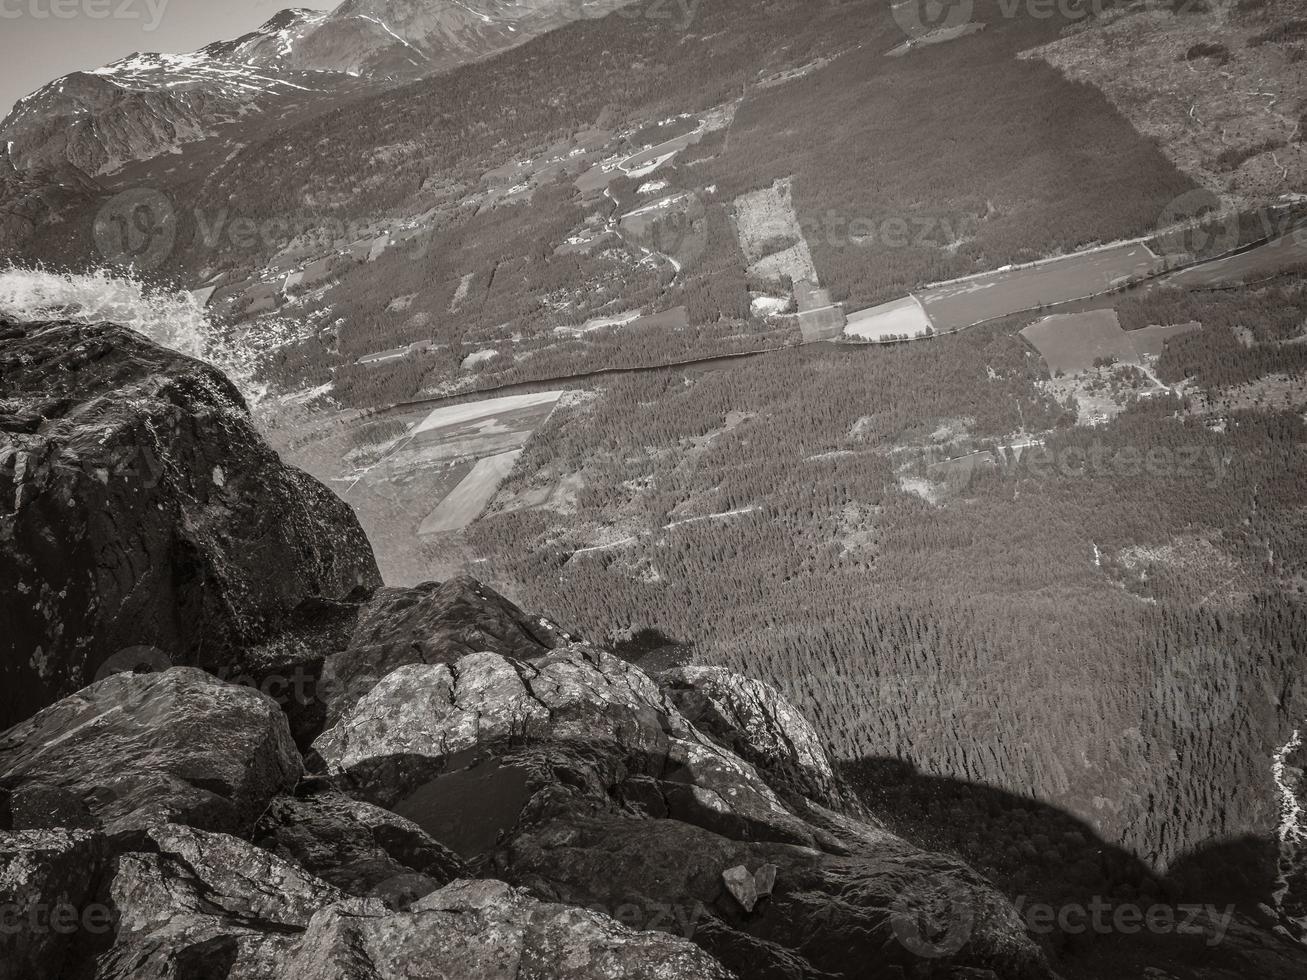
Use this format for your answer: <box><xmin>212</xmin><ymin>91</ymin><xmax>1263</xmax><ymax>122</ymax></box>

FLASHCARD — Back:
<box><xmin>607</xmin><ymin>627</ymin><xmax>697</xmax><ymax>674</ymax></box>
<box><xmin>842</xmin><ymin>757</ymin><xmax>1304</xmax><ymax>977</ymax></box>
<box><xmin>599</xmin><ymin>635</ymin><xmax>1307</xmax><ymax>974</ymax></box>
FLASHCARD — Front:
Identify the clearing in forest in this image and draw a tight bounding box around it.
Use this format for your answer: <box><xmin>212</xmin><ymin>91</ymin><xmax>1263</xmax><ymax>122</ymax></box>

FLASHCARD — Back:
<box><xmin>844</xmin><ymin>295</ymin><xmax>933</xmax><ymax>342</ymax></box>
<box><xmin>732</xmin><ymin>177</ymin><xmax>819</xmax><ymax>284</ymax></box>
<box><xmin>1021</xmin><ymin>309</ymin><xmax>1199</xmax><ymax>376</ymax></box>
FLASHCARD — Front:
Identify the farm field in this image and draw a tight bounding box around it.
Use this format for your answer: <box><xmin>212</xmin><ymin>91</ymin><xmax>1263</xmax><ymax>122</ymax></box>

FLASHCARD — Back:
<box><xmin>1164</xmin><ymin>227</ymin><xmax>1307</xmax><ymax>289</ymax></box>
<box><xmin>419</xmin><ymin>449</ymin><xmax>525</xmax><ymax>535</ymax></box>
<box><xmin>844</xmin><ymin>295</ymin><xmax>932</xmax><ymax>342</ymax></box>
<box><xmin>620</xmin><ymin>121</ymin><xmax>706</xmax><ymax>174</ymax></box>
<box><xmin>1128</xmin><ymin>321</ymin><xmax>1203</xmax><ymax>358</ymax></box>
<box><xmin>917</xmin><ymin>243</ymin><xmax>1163</xmax><ymax>331</ymax></box>
<box><xmin>273</xmin><ymin>390</ymin><xmax>567</xmax><ymax>582</ymax></box>
<box><xmin>413</xmin><ymin>390</ymin><xmax>564</xmax><ymax>444</ymax></box>
<box><xmin>1020</xmin><ymin>309</ymin><xmax>1200</xmax><ymax>375</ymax></box>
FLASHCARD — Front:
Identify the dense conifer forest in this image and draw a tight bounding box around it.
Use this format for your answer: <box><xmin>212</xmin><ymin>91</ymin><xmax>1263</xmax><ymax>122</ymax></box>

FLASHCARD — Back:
<box><xmin>464</xmin><ymin>279</ymin><xmax>1307</xmax><ymax>904</ymax></box>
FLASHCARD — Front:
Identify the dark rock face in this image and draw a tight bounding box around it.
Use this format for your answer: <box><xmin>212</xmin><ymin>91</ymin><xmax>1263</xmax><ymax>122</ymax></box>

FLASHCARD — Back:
<box><xmin>314</xmin><ymin>645</ymin><xmax>823</xmax><ymax>852</ymax></box>
<box><xmin>0</xmin><ymin>668</ymin><xmax>301</xmax><ymax>838</ymax></box>
<box><xmin>0</xmin><ymin>319</ymin><xmax>381</xmax><ymax>728</ymax></box>
<box><xmin>0</xmin><ymin>828</ymin><xmax>110</xmax><ymax>980</ymax></box>
<box><xmin>316</xmin><ymin>575</ymin><xmax>569</xmax><ymax>727</ymax></box>
<box><xmin>252</xmin><ymin>785</ymin><xmax>468</xmax><ymax>902</ymax></box>
<box><xmin>0</xmin><ymin>822</ymin><xmax>730</xmax><ymax>980</ymax></box>
<box><xmin>659</xmin><ymin>665</ymin><xmax>851</xmax><ymax>811</ymax></box>
<box><xmin>501</xmin><ymin>804</ymin><xmax>1047</xmax><ymax>980</ymax></box>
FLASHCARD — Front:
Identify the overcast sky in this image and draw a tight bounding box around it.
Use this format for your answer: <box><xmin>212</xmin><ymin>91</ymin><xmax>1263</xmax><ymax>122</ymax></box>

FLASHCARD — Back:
<box><xmin>0</xmin><ymin>1</ymin><xmax>340</xmax><ymax>119</ymax></box>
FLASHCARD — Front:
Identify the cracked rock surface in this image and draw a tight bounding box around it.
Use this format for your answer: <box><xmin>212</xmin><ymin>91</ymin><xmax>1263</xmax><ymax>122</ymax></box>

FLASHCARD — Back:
<box><xmin>252</xmin><ymin>784</ymin><xmax>469</xmax><ymax>902</ymax></box>
<box><xmin>0</xmin><ymin>318</ymin><xmax>381</xmax><ymax>729</ymax></box>
<box><xmin>659</xmin><ymin>665</ymin><xmax>850</xmax><ymax>810</ymax></box>
<box><xmin>0</xmin><ymin>667</ymin><xmax>300</xmax><ymax>838</ymax></box>
<box><xmin>314</xmin><ymin>645</ymin><xmax>819</xmax><ymax>851</ymax></box>
<box><xmin>317</xmin><ymin>576</ymin><xmax>570</xmax><ymax>727</ymax></box>
<box><xmin>313</xmin><ymin>642</ymin><xmax>1052</xmax><ymax>979</ymax></box>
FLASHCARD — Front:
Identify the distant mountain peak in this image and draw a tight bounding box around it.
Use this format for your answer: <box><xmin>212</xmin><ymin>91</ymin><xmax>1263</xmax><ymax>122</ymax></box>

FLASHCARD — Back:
<box><xmin>0</xmin><ymin>0</ymin><xmax>632</xmax><ymax>177</ymax></box>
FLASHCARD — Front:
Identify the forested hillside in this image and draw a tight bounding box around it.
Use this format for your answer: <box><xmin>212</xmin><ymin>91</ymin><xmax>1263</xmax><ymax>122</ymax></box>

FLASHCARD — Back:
<box><xmin>14</xmin><ymin>0</ymin><xmax>1214</xmax><ymax>410</ymax></box>
<box><xmin>463</xmin><ymin>270</ymin><xmax>1307</xmax><ymax>920</ymax></box>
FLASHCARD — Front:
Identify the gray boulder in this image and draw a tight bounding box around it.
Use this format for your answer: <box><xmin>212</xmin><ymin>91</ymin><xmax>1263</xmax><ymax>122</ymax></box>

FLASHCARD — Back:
<box><xmin>0</xmin><ymin>667</ymin><xmax>301</xmax><ymax>837</ymax></box>
<box><xmin>1</xmin><ymin>822</ymin><xmax>733</xmax><ymax>980</ymax></box>
<box><xmin>252</xmin><ymin>786</ymin><xmax>468</xmax><ymax>903</ymax></box>
<box><xmin>0</xmin><ymin>318</ymin><xmax>381</xmax><ymax>729</ymax></box>
<box><xmin>315</xmin><ymin>575</ymin><xmax>570</xmax><ymax>727</ymax></box>
<box><xmin>313</xmin><ymin>645</ymin><xmax>820</xmax><ymax>854</ymax></box>
<box><xmin>282</xmin><ymin>878</ymin><xmax>735</xmax><ymax>980</ymax></box>
<box><xmin>659</xmin><ymin>665</ymin><xmax>849</xmax><ymax>809</ymax></box>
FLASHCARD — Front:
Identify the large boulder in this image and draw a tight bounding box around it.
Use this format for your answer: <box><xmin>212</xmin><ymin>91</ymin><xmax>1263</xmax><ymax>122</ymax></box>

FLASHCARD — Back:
<box><xmin>313</xmin><ymin>645</ymin><xmax>821</xmax><ymax>854</ymax></box>
<box><xmin>252</xmin><ymin>783</ymin><xmax>468</xmax><ymax>903</ymax></box>
<box><xmin>0</xmin><ymin>318</ymin><xmax>381</xmax><ymax>728</ymax></box>
<box><xmin>658</xmin><ymin>665</ymin><xmax>850</xmax><ymax>810</ymax></box>
<box><xmin>1</xmin><ymin>823</ymin><xmax>732</xmax><ymax>980</ymax></box>
<box><xmin>282</xmin><ymin>878</ymin><xmax>735</xmax><ymax>980</ymax></box>
<box><xmin>95</xmin><ymin>823</ymin><xmax>367</xmax><ymax>980</ymax></box>
<box><xmin>0</xmin><ymin>828</ymin><xmax>110</xmax><ymax>980</ymax></box>
<box><xmin>0</xmin><ymin>667</ymin><xmax>301</xmax><ymax>838</ymax></box>
<box><xmin>316</xmin><ymin>575</ymin><xmax>570</xmax><ymax>726</ymax></box>
<box><xmin>243</xmin><ymin>577</ymin><xmax>572</xmax><ymax>752</ymax></box>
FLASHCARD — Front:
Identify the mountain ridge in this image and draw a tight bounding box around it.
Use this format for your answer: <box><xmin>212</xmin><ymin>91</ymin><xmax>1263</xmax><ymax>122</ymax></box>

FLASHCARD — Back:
<box><xmin>0</xmin><ymin>0</ymin><xmax>635</xmax><ymax>177</ymax></box>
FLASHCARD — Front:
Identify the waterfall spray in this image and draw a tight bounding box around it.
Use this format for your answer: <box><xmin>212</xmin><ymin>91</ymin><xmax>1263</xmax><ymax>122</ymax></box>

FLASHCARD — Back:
<box><xmin>0</xmin><ymin>266</ymin><xmax>313</xmax><ymax>412</ymax></box>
